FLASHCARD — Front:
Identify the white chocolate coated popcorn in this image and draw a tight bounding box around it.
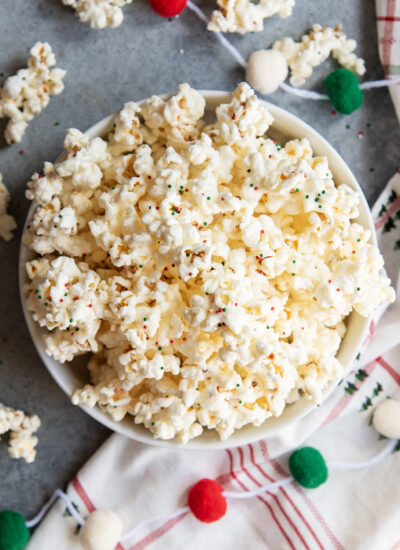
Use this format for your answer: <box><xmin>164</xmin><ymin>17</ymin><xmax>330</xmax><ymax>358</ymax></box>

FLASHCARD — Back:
<box><xmin>62</xmin><ymin>0</ymin><xmax>133</xmax><ymax>29</ymax></box>
<box><xmin>0</xmin><ymin>173</ymin><xmax>17</xmax><ymax>241</ymax></box>
<box><xmin>0</xmin><ymin>42</ymin><xmax>66</xmax><ymax>144</ymax></box>
<box><xmin>208</xmin><ymin>0</ymin><xmax>295</xmax><ymax>34</ymax></box>
<box><xmin>24</xmin><ymin>83</ymin><xmax>394</xmax><ymax>442</ymax></box>
<box><xmin>273</xmin><ymin>24</ymin><xmax>366</xmax><ymax>87</ymax></box>
<box><xmin>0</xmin><ymin>402</ymin><xmax>41</xmax><ymax>463</ymax></box>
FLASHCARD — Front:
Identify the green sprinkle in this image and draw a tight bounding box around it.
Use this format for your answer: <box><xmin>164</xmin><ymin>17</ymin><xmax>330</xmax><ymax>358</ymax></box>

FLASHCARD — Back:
<box><xmin>179</xmin><ymin>190</ymin><xmax>183</xmax><ymax>194</ymax></box>
<box><xmin>66</xmin><ymin>327</ymin><xmax>70</xmax><ymax>331</ymax></box>
<box><xmin>221</xmin><ymin>261</ymin><xmax>225</xmax><ymax>266</ymax></box>
<box><xmin>260</xmin><ymin>254</ymin><xmax>263</xmax><ymax>257</ymax></box>
<box><xmin>27</xmin><ymin>225</ymin><xmax>31</xmax><ymax>229</ymax></box>
<box><xmin>186</xmin><ymin>252</ymin><xmax>190</xmax><ymax>257</ymax></box>
<box><xmin>64</xmin><ymin>293</ymin><xmax>68</xmax><ymax>297</ymax></box>
<box><xmin>180</xmin><ymin>185</ymin><xmax>183</xmax><ymax>189</ymax></box>
<box><xmin>223</xmin><ymin>308</ymin><xmax>226</xmax><ymax>312</ymax></box>
<box><xmin>139</xmin><ymin>265</ymin><xmax>143</xmax><ymax>268</ymax></box>
<box><xmin>292</xmin><ymin>260</ymin><xmax>296</xmax><ymax>263</ymax></box>
<box><xmin>266</xmin><ymin>325</ymin><xmax>270</xmax><ymax>329</ymax></box>
<box><xmin>318</xmin><ymin>193</ymin><xmax>321</xmax><ymax>197</ymax></box>
<box><xmin>260</xmin><ymin>143</ymin><xmax>264</xmax><ymax>147</ymax></box>
<box><xmin>160</xmin><ymin>366</ymin><xmax>164</xmax><ymax>370</ymax></box>
<box><xmin>112</xmin><ymin>186</ymin><xmax>116</xmax><ymax>190</ymax></box>
<box><xmin>218</xmin><ymin>323</ymin><xmax>222</xmax><ymax>327</ymax></box>
<box><xmin>250</xmin><ymin>184</ymin><xmax>254</xmax><ymax>187</ymax></box>
<box><xmin>357</xmin><ymin>239</ymin><xmax>360</xmax><ymax>242</ymax></box>
<box><xmin>239</xmin><ymin>400</ymin><xmax>243</xmax><ymax>404</ymax></box>
<box><xmin>143</xmin><ymin>318</ymin><xmax>147</xmax><ymax>321</ymax></box>
<box><xmin>357</xmin><ymin>287</ymin><xmax>360</xmax><ymax>291</ymax></box>
<box><xmin>236</xmin><ymin>384</ymin><xmax>240</xmax><ymax>387</ymax></box>
<box><xmin>35</xmin><ymin>289</ymin><xmax>39</xmax><ymax>293</ymax></box>
<box><xmin>113</xmin><ymin>124</ymin><xmax>116</xmax><ymax>128</ymax></box>
<box><xmin>54</xmin><ymin>225</ymin><xmax>57</xmax><ymax>228</ymax></box>
<box><xmin>370</xmin><ymin>168</ymin><xmax>375</xmax><ymax>172</ymax></box>
<box><xmin>315</xmin><ymin>198</ymin><xmax>319</xmax><ymax>202</ymax></box>
<box><xmin>247</xmin><ymin>169</ymin><xmax>251</xmax><ymax>173</ymax></box>
<box><xmin>45</xmin><ymin>302</ymin><xmax>48</xmax><ymax>306</ymax></box>
<box><xmin>305</xmin><ymin>195</ymin><xmax>310</xmax><ymax>199</ymax></box>
<box><xmin>168</xmin><ymin>17</ymin><xmax>173</xmax><ymax>21</ymax></box>
<box><xmin>70</xmin><ymin>319</ymin><xmax>73</xmax><ymax>323</ymax></box>
<box><xmin>205</xmin><ymin>292</ymin><xmax>209</xmax><ymax>295</ymax></box>
<box><xmin>292</xmin><ymin>273</ymin><xmax>295</xmax><ymax>276</ymax></box>
<box><xmin>59</xmin><ymin>214</ymin><xmax>62</xmax><ymax>218</ymax></box>
<box><xmin>203</xmin><ymin>222</ymin><xmax>207</xmax><ymax>226</ymax></box>
<box><xmin>171</xmin><ymin>212</ymin><xmax>175</xmax><ymax>215</ymax></box>
<box><xmin>151</xmin><ymin>421</ymin><xmax>156</xmax><ymax>425</ymax></box>
<box><xmin>319</xmin><ymin>205</ymin><xmax>322</xmax><ymax>209</ymax></box>
<box><xmin>366</xmin><ymin>122</ymin><xmax>371</xmax><ymax>128</ymax></box>
<box><xmin>322</xmin><ymin>190</ymin><xmax>326</xmax><ymax>194</ymax></box>
<box><xmin>295</xmin><ymin>188</ymin><xmax>300</xmax><ymax>192</ymax></box>
<box><xmin>315</xmin><ymin>266</ymin><xmax>318</xmax><ymax>269</ymax></box>
<box><xmin>346</xmin><ymin>124</ymin><xmax>350</xmax><ymax>129</ymax></box>
<box><xmin>76</xmin><ymin>328</ymin><xmax>80</xmax><ymax>331</ymax></box>
<box><xmin>38</xmin><ymin>296</ymin><xmax>42</xmax><ymax>299</ymax></box>
<box><xmin>168</xmin><ymin>184</ymin><xmax>172</xmax><ymax>188</ymax></box>
<box><xmin>54</xmin><ymin>122</ymin><xmax>59</xmax><ymax>126</ymax></box>
<box><xmin>158</xmin><ymin>346</ymin><xmax>162</xmax><ymax>351</ymax></box>
<box><xmin>207</xmin><ymin>196</ymin><xmax>211</xmax><ymax>200</ymax></box>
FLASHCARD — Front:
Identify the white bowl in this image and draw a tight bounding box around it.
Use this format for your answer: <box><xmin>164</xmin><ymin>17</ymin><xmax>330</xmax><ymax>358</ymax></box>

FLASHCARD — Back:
<box><xmin>19</xmin><ymin>91</ymin><xmax>375</xmax><ymax>449</ymax></box>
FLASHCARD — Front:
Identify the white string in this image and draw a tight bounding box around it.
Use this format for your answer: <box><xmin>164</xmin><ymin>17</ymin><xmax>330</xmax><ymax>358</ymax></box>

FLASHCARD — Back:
<box><xmin>119</xmin><ymin>506</ymin><xmax>190</xmax><ymax>542</ymax></box>
<box><xmin>360</xmin><ymin>77</ymin><xmax>400</xmax><ymax>90</ymax></box>
<box><xmin>186</xmin><ymin>0</ymin><xmax>247</xmax><ymax>68</ymax></box>
<box><xmin>223</xmin><ymin>476</ymin><xmax>293</xmax><ymax>500</ymax></box>
<box><xmin>328</xmin><ymin>439</ymin><xmax>398</xmax><ymax>470</ymax></box>
<box><xmin>279</xmin><ymin>82</ymin><xmax>328</xmax><ymax>100</ymax></box>
<box><xmin>185</xmin><ymin>1</ymin><xmax>400</xmax><ymax>99</ymax></box>
<box><xmin>25</xmin><ymin>489</ymin><xmax>85</xmax><ymax>529</ymax></box>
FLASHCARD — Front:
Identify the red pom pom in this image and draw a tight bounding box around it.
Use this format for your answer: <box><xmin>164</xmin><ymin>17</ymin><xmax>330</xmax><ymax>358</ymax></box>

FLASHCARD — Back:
<box><xmin>188</xmin><ymin>479</ymin><xmax>227</xmax><ymax>523</ymax></box>
<box><xmin>149</xmin><ymin>0</ymin><xmax>187</xmax><ymax>17</ymax></box>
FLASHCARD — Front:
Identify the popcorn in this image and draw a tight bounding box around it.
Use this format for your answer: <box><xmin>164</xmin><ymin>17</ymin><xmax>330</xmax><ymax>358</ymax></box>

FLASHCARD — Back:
<box><xmin>0</xmin><ymin>402</ymin><xmax>40</xmax><ymax>463</ymax></box>
<box><xmin>62</xmin><ymin>0</ymin><xmax>133</xmax><ymax>29</ymax></box>
<box><xmin>273</xmin><ymin>24</ymin><xmax>366</xmax><ymax>87</ymax></box>
<box><xmin>25</xmin><ymin>83</ymin><xmax>394</xmax><ymax>443</ymax></box>
<box><xmin>0</xmin><ymin>42</ymin><xmax>66</xmax><ymax>144</ymax></box>
<box><xmin>0</xmin><ymin>173</ymin><xmax>17</xmax><ymax>241</ymax></box>
<box><xmin>208</xmin><ymin>0</ymin><xmax>295</xmax><ymax>34</ymax></box>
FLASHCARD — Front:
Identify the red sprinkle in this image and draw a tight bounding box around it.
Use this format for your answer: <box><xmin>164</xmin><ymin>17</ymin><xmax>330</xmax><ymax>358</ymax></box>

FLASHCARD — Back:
<box><xmin>328</xmin><ymin>280</ymin><xmax>332</xmax><ymax>284</ymax></box>
<box><xmin>19</xmin><ymin>150</ymin><xmax>24</xmax><ymax>155</ymax></box>
<box><xmin>156</xmin><ymin>207</ymin><xmax>159</xmax><ymax>210</ymax></box>
<box><xmin>148</xmin><ymin>175</ymin><xmax>151</xmax><ymax>179</ymax></box>
<box><xmin>143</xmin><ymin>325</ymin><xmax>147</xmax><ymax>329</ymax></box>
<box><xmin>271</xmin><ymin>307</ymin><xmax>275</xmax><ymax>311</ymax></box>
<box><xmin>60</xmin><ymin>299</ymin><xmax>63</xmax><ymax>302</ymax></box>
<box><xmin>332</xmin><ymin>110</ymin><xmax>337</xmax><ymax>115</ymax></box>
<box><xmin>221</xmin><ymin>197</ymin><xmax>225</xmax><ymax>201</ymax></box>
<box><xmin>254</xmin><ymin>187</ymin><xmax>259</xmax><ymax>190</ymax></box>
<box><xmin>74</xmin><ymin>297</ymin><xmax>79</xmax><ymax>301</ymax></box>
<box><xmin>232</xmin><ymin>114</ymin><xmax>236</xmax><ymax>120</ymax></box>
<box><xmin>261</xmin><ymin>230</ymin><xmax>264</xmax><ymax>234</ymax></box>
<box><xmin>336</xmin><ymin>288</ymin><xmax>340</xmax><ymax>292</ymax></box>
<box><xmin>189</xmin><ymin>272</ymin><xmax>193</xmax><ymax>276</ymax></box>
<box><xmin>183</xmin><ymin>337</ymin><xmax>187</xmax><ymax>341</ymax></box>
<box><xmin>164</xmin><ymin>267</ymin><xmax>168</xmax><ymax>271</ymax></box>
<box><xmin>88</xmin><ymin>304</ymin><xmax>92</xmax><ymax>307</ymax></box>
<box><xmin>234</xmin><ymin>303</ymin><xmax>238</xmax><ymax>306</ymax></box>
<box><xmin>170</xmin><ymin>340</ymin><xmax>174</xmax><ymax>343</ymax></box>
<box><xmin>172</xmin><ymin>264</ymin><xmax>176</xmax><ymax>267</ymax></box>
<box><xmin>352</xmin><ymin>251</ymin><xmax>355</xmax><ymax>254</ymax></box>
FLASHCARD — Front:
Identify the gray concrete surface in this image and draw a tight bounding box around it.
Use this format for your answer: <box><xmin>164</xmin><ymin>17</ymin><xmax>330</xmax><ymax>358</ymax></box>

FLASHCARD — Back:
<box><xmin>0</xmin><ymin>0</ymin><xmax>399</xmax><ymax>518</ymax></box>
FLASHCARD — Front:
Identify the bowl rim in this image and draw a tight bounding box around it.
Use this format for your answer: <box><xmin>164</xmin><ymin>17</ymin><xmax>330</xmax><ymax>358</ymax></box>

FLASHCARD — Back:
<box><xmin>19</xmin><ymin>89</ymin><xmax>374</xmax><ymax>450</ymax></box>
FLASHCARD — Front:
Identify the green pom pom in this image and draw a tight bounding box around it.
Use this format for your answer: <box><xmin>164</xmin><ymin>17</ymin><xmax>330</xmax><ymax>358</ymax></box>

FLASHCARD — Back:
<box><xmin>289</xmin><ymin>447</ymin><xmax>328</xmax><ymax>489</ymax></box>
<box><xmin>0</xmin><ymin>511</ymin><xmax>30</xmax><ymax>550</ymax></box>
<box><xmin>324</xmin><ymin>68</ymin><xmax>363</xmax><ymax>114</ymax></box>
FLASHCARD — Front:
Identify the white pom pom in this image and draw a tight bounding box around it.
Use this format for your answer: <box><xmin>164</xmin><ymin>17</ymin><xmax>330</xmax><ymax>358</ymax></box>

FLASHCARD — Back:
<box><xmin>372</xmin><ymin>399</ymin><xmax>400</xmax><ymax>439</ymax></box>
<box><xmin>80</xmin><ymin>510</ymin><xmax>123</xmax><ymax>550</ymax></box>
<box><xmin>246</xmin><ymin>49</ymin><xmax>288</xmax><ymax>95</ymax></box>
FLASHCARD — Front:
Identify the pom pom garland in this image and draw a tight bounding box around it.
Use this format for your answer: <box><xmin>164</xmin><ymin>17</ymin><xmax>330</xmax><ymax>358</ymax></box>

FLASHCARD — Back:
<box><xmin>246</xmin><ymin>50</ymin><xmax>288</xmax><ymax>95</ymax></box>
<box><xmin>324</xmin><ymin>68</ymin><xmax>364</xmax><ymax>114</ymax></box>
<box><xmin>372</xmin><ymin>399</ymin><xmax>400</xmax><ymax>439</ymax></box>
<box><xmin>289</xmin><ymin>447</ymin><xmax>329</xmax><ymax>489</ymax></box>
<box><xmin>149</xmin><ymin>0</ymin><xmax>187</xmax><ymax>18</ymax></box>
<box><xmin>188</xmin><ymin>479</ymin><xmax>227</xmax><ymax>523</ymax></box>
<box><xmin>80</xmin><ymin>510</ymin><xmax>123</xmax><ymax>550</ymax></box>
<box><xmin>0</xmin><ymin>512</ymin><xmax>30</xmax><ymax>550</ymax></box>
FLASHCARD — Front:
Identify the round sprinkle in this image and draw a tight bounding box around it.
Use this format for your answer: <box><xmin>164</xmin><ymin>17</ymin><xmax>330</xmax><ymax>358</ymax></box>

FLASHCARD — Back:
<box><xmin>160</xmin><ymin>366</ymin><xmax>164</xmax><ymax>370</ymax></box>
<box><xmin>70</xmin><ymin>319</ymin><xmax>73</xmax><ymax>323</ymax></box>
<box><xmin>305</xmin><ymin>195</ymin><xmax>310</xmax><ymax>199</ymax></box>
<box><xmin>266</xmin><ymin>325</ymin><xmax>270</xmax><ymax>329</ymax></box>
<box><xmin>158</xmin><ymin>346</ymin><xmax>162</xmax><ymax>351</ymax></box>
<box><xmin>151</xmin><ymin>421</ymin><xmax>155</xmax><ymax>426</ymax></box>
<box><xmin>357</xmin><ymin>287</ymin><xmax>361</xmax><ymax>291</ymax></box>
<box><xmin>168</xmin><ymin>184</ymin><xmax>172</xmax><ymax>188</ymax></box>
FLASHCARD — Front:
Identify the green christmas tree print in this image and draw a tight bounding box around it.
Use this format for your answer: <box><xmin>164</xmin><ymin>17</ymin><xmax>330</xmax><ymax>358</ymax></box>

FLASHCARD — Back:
<box><xmin>378</xmin><ymin>204</ymin><xmax>387</xmax><ymax>217</ymax></box>
<box><xmin>388</xmin><ymin>189</ymin><xmax>398</xmax><ymax>204</ymax></box>
<box><xmin>355</xmin><ymin>369</ymin><xmax>369</xmax><ymax>382</ymax></box>
<box><xmin>360</xmin><ymin>396</ymin><xmax>373</xmax><ymax>411</ymax></box>
<box><xmin>395</xmin><ymin>240</ymin><xmax>400</xmax><ymax>250</ymax></box>
<box><xmin>372</xmin><ymin>382</ymin><xmax>383</xmax><ymax>396</ymax></box>
<box><xmin>344</xmin><ymin>382</ymin><xmax>358</xmax><ymax>395</ymax></box>
<box><xmin>383</xmin><ymin>216</ymin><xmax>396</xmax><ymax>233</ymax></box>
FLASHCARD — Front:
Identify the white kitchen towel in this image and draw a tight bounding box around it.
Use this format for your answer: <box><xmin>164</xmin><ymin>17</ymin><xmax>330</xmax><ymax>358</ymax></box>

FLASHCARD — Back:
<box><xmin>26</xmin><ymin>172</ymin><xmax>400</xmax><ymax>550</ymax></box>
<box><xmin>376</xmin><ymin>0</ymin><xmax>400</xmax><ymax>122</ymax></box>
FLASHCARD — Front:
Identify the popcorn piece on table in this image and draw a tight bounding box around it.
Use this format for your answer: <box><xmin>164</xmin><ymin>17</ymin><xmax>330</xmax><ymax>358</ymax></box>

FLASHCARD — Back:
<box><xmin>0</xmin><ymin>173</ymin><xmax>17</xmax><ymax>241</ymax></box>
<box><xmin>0</xmin><ymin>402</ymin><xmax>41</xmax><ymax>463</ymax></box>
<box><xmin>208</xmin><ymin>0</ymin><xmax>295</xmax><ymax>34</ymax></box>
<box><xmin>0</xmin><ymin>42</ymin><xmax>66</xmax><ymax>144</ymax></box>
<box><xmin>62</xmin><ymin>0</ymin><xmax>133</xmax><ymax>29</ymax></box>
<box><xmin>273</xmin><ymin>24</ymin><xmax>365</xmax><ymax>87</ymax></box>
